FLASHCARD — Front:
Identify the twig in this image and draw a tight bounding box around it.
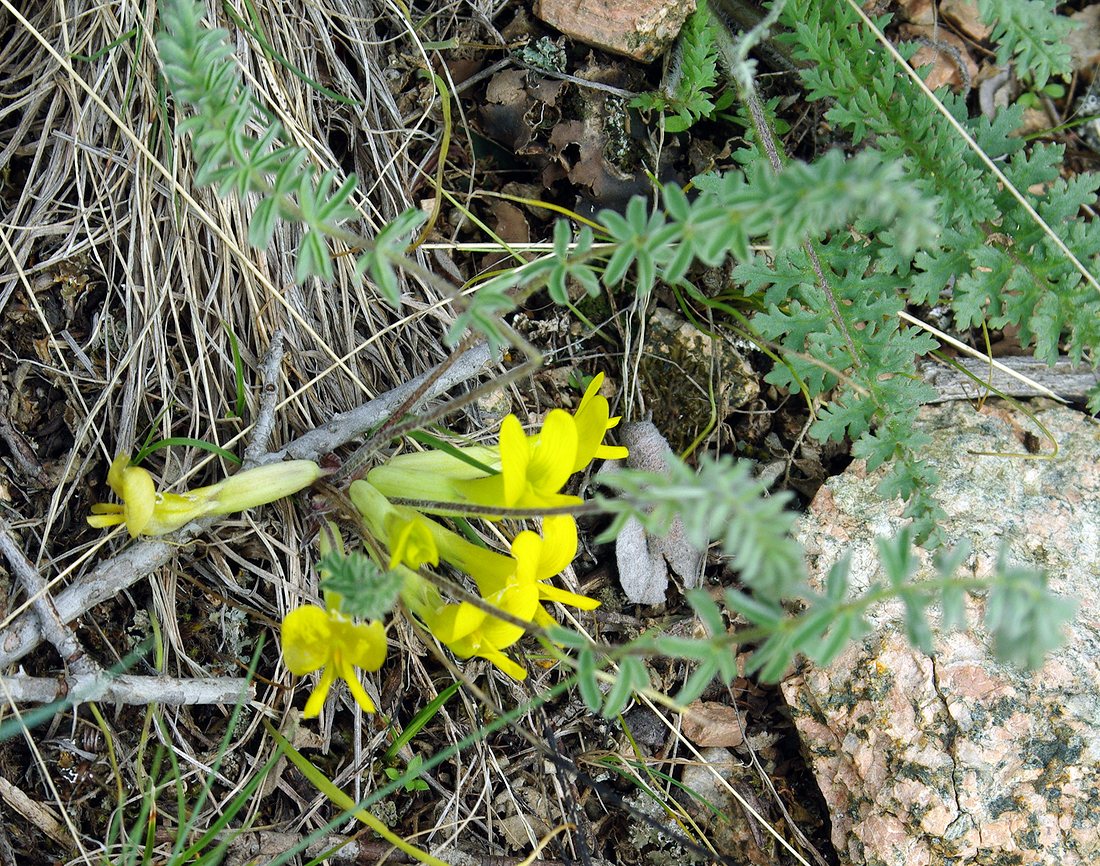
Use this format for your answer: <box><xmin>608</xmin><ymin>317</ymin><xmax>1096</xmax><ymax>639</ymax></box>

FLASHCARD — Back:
<box><xmin>0</xmin><ymin>673</ymin><xmax>252</xmax><ymax>705</ymax></box>
<box><xmin>0</xmin><ymin>521</ymin><xmax>94</xmax><ymax>677</ymax></box>
<box><xmin>0</xmin><ymin>776</ymin><xmax>69</xmax><ymax>849</ymax></box>
<box><xmin>334</xmin><ymin>336</ymin><xmax>474</xmax><ymax>482</ymax></box>
<box><xmin>0</xmin><ymin>522</ymin><xmax>253</xmax><ymax>706</ymax></box>
<box><xmin>243</xmin><ymin>329</ymin><xmax>285</xmax><ymax>467</ymax></box>
<box><xmin>0</xmin><ymin>345</ymin><xmax>492</xmax><ymax>670</ymax></box>
<box><xmin>259</xmin><ymin>342</ymin><xmax>490</xmax><ymax>465</ymax></box>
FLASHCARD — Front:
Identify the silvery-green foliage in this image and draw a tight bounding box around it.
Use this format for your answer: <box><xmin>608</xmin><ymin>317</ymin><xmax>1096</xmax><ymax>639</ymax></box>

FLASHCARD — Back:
<box><xmin>596</xmin><ymin>455</ymin><xmax>803</xmax><ymax>602</ymax></box>
<box><xmin>318</xmin><ymin>551</ymin><xmax>403</xmax><ymax>621</ymax></box>
<box><xmin>158</xmin><ymin>0</ymin><xmax>422</xmax><ymax>301</ymax></box>
<box><xmin>630</xmin><ymin>0</ymin><xmax>731</xmax><ymax>132</ymax></box>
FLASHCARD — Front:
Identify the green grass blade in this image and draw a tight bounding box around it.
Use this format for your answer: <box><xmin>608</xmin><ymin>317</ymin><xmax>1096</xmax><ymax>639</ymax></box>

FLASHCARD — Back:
<box><xmin>221</xmin><ymin>320</ymin><xmax>247</xmax><ymax>418</ymax></box>
<box><xmin>408</xmin><ymin>429</ymin><xmax>498</xmax><ymax>475</ymax></box>
<box><xmin>266</xmin><ymin>722</ymin><xmax>451</xmax><ymax>866</ymax></box>
<box><xmin>383</xmin><ymin>680</ymin><xmax>461</xmax><ymax>763</ymax></box>
<box><xmin>133</xmin><ymin>437</ymin><xmax>242</xmax><ymax>466</ymax></box>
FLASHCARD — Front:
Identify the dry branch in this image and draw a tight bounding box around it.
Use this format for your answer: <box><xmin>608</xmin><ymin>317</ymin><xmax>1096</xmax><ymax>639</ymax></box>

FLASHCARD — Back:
<box><xmin>920</xmin><ymin>355</ymin><xmax>1100</xmax><ymax>403</ymax></box>
<box><xmin>0</xmin><ymin>673</ymin><xmax>252</xmax><ymax>706</ymax></box>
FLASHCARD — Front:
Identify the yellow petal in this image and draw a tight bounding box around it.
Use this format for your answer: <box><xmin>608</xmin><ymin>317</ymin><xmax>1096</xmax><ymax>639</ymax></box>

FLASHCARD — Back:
<box><xmin>475</xmin><ymin>617</ymin><xmax>527</xmax><ymax>651</ymax></box>
<box><xmin>302</xmin><ymin>664</ymin><xmax>336</xmax><ymax>718</ymax></box>
<box><xmin>339</xmin><ymin>658</ymin><xmax>377</xmax><ymax>713</ymax></box>
<box><xmin>281</xmin><ymin>605</ymin><xmax>333</xmax><ymax>675</ymax></box>
<box><xmin>87</xmin><ymin>504</ymin><xmax>125</xmax><ymax>529</ymax></box>
<box><xmin>476</xmin><ymin>645</ymin><xmax>528</xmax><ymax>680</ymax></box>
<box><xmin>510</xmin><ymin>531</ymin><xmax>543</xmax><ymax>584</ymax></box>
<box><xmin>335</xmin><ymin>618</ymin><xmax>388</xmax><ymax>672</ymax></box>
<box><xmin>595</xmin><ymin>443</ymin><xmax>629</xmax><ymax>461</ymax></box>
<box><xmin>387</xmin><ymin>514</ymin><xmax>439</xmax><ymax>570</ymax></box>
<box><xmin>119</xmin><ymin>466</ymin><xmax>157</xmax><ymax>537</ymax></box>
<box><xmin>477</xmin><ymin>583</ymin><xmax>539</xmax><ymax>648</ymax></box>
<box><xmin>533</xmin><ymin>606</ymin><xmax>558</xmax><ymax>629</ymax></box>
<box><xmin>579</xmin><ymin>372</ymin><xmax>605</xmax><ymax>409</ymax></box>
<box><xmin>527</xmin><ymin>410</ymin><xmax>577</xmax><ymax>495</ymax></box>
<box><xmin>496</xmin><ymin>414</ymin><xmax>530</xmax><ymax>506</ymax></box>
<box><xmin>535</xmin><ymin>516</ymin><xmax>578</xmax><ymax>579</ymax></box>
<box><xmin>572</xmin><ymin>390</ymin><xmax>610</xmax><ymax>472</ymax></box>
<box><xmin>537</xmin><ymin>583</ymin><xmax>601</xmax><ymax>610</ymax></box>
<box><xmin>430</xmin><ymin>602</ymin><xmax>485</xmax><ymax>644</ymax></box>
<box><xmin>106</xmin><ymin>454</ymin><xmax>131</xmax><ymax>497</ymax></box>
<box><xmin>454</xmin><ymin>473</ymin><xmax>511</xmax><ymax>514</ymax></box>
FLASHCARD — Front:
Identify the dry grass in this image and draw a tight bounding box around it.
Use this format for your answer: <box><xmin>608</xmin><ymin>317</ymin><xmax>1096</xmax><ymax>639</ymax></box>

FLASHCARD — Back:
<box><xmin>0</xmin><ymin>2</ymin><xmax>825</xmax><ymax>865</ymax></box>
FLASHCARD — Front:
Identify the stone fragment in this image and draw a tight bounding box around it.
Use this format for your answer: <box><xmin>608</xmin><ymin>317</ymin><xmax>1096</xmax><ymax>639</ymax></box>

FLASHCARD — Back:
<box><xmin>898</xmin><ymin>0</ymin><xmax>936</xmax><ymax>26</ymax></box>
<box><xmin>534</xmin><ymin>0</ymin><xmax>694</xmax><ymax>62</ymax></box>
<box><xmin>782</xmin><ymin>402</ymin><xmax>1100</xmax><ymax>866</ymax></box>
<box><xmin>614</xmin><ymin>513</ymin><xmax>670</xmax><ymax>605</ymax></box>
<box><xmin>677</xmin><ymin>747</ymin><xmax>778</xmax><ymax>864</ymax></box>
<box><xmin>681</xmin><ymin>700</ymin><xmax>745</xmax><ymax>748</ymax></box>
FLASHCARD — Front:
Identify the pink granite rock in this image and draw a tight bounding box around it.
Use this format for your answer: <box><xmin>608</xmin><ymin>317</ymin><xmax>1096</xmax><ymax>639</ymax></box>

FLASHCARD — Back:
<box><xmin>781</xmin><ymin>402</ymin><xmax>1100</xmax><ymax>866</ymax></box>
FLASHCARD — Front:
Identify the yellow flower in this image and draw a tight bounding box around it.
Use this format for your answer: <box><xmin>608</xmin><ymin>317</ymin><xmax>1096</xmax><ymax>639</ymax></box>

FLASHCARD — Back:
<box><xmin>369</xmin><ymin>411</ymin><xmax>583</xmax><ymax>514</ymax></box>
<box><xmin>385</xmin><ymin>512</ymin><xmax>439</xmax><ymax>570</ymax></box>
<box><xmin>515</xmin><ymin>516</ymin><xmax>600</xmax><ymax>628</ymax></box>
<box><xmin>396</xmin><ymin>514</ymin><xmax>598</xmax><ymax>680</ymax></box>
<box><xmin>350</xmin><ymin>482</ymin><xmax>598</xmax><ymax>680</ymax></box>
<box><xmin>571</xmin><ymin>372</ymin><xmax>629</xmax><ymax>472</ymax></box>
<box><xmin>349</xmin><ymin>481</ymin><xmax>442</xmax><ymax>572</ymax></box>
<box><xmin>420</xmin><ymin>574</ymin><xmax>540</xmax><ymax>681</ymax></box>
<box><xmin>366</xmin><ymin>372</ymin><xmax>628</xmax><ymax>514</ymax></box>
<box><xmin>87</xmin><ymin>454</ymin><xmax>323</xmax><ymax>537</ymax></box>
<box><xmin>281</xmin><ymin>603</ymin><xmax>387</xmax><ymax>717</ymax></box>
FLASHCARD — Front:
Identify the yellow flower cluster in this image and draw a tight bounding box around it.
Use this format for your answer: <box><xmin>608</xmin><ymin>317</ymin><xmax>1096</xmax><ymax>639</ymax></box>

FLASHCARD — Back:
<box><xmin>279</xmin><ymin>374</ymin><xmax>628</xmax><ymax>716</ymax></box>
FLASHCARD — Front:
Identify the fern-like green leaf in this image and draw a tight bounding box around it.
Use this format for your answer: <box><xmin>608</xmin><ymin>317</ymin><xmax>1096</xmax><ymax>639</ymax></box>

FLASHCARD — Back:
<box><xmin>977</xmin><ymin>0</ymin><xmax>1075</xmax><ymax>88</ymax></box>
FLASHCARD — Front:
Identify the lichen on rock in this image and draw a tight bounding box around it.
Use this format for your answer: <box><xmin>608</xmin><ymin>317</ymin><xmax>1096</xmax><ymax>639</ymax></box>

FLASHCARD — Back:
<box><xmin>783</xmin><ymin>402</ymin><xmax>1100</xmax><ymax>866</ymax></box>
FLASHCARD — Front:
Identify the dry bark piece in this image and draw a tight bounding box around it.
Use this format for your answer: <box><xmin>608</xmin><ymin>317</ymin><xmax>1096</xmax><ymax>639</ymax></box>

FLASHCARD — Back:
<box><xmin>1067</xmin><ymin>5</ymin><xmax>1100</xmax><ymax>72</ymax></box>
<box><xmin>901</xmin><ymin>23</ymin><xmax>979</xmax><ymax>91</ymax></box>
<box><xmin>488</xmin><ymin>200</ymin><xmax>530</xmax><ymax>245</ymax></box>
<box><xmin>681</xmin><ymin>700</ymin><xmax>745</xmax><ymax>747</ymax></box>
<box><xmin>547</xmin><ymin>115</ymin><xmax>649</xmax><ymax>212</ymax></box>
<box><xmin>534</xmin><ymin>0</ymin><xmax>695</xmax><ymax>62</ymax></box>
<box><xmin>940</xmin><ymin>0</ymin><xmax>992</xmax><ymax>41</ymax></box>
<box><xmin>608</xmin><ymin>420</ymin><xmax>705</xmax><ymax>606</ymax></box>
<box><xmin>783</xmin><ymin>402</ymin><xmax>1100</xmax><ymax>866</ymax></box>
